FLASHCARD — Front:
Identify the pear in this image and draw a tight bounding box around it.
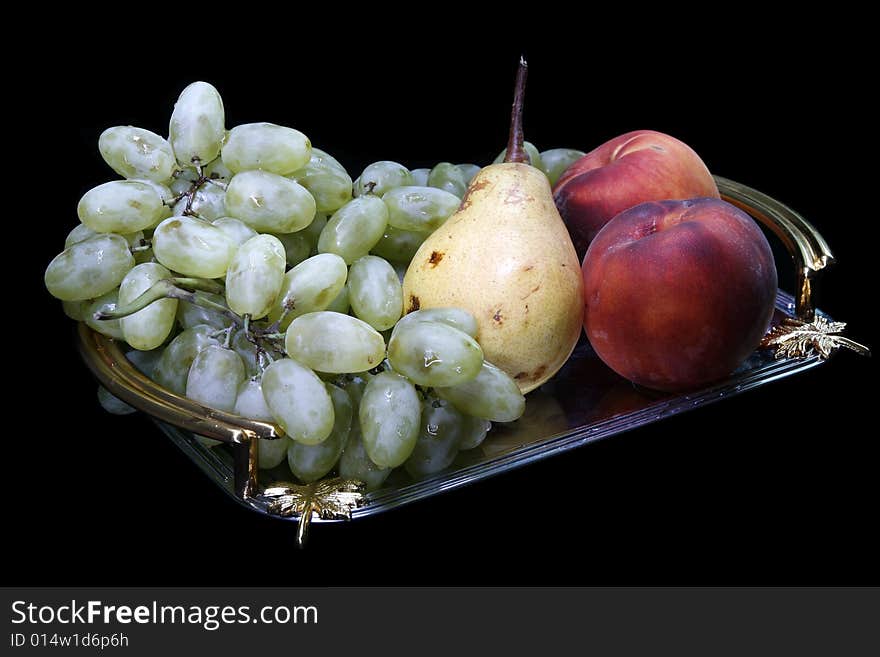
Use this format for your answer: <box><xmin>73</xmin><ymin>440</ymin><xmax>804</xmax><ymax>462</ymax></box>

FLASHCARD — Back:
<box><xmin>402</xmin><ymin>59</ymin><xmax>583</xmax><ymax>393</ymax></box>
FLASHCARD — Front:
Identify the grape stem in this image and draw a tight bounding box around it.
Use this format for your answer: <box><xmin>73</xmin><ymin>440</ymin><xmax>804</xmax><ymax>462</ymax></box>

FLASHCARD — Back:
<box><xmin>265</xmin><ymin>298</ymin><xmax>296</xmax><ymax>334</ymax></box>
<box><xmin>94</xmin><ymin>278</ymin><xmax>239</xmax><ymax>325</ymax></box>
<box><xmin>91</xmin><ymin>276</ymin><xmax>289</xmax><ymax>363</ymax></box>
<box><xmin>178</xmin><ymin>290</ymin><xmax>241</xmax><ymax>325</ymax></box>
<box><xmin>174</xmin><ymin>161</ymin><xmax>220</xmax><ymax>217</ymax></box>
<box><xmin>171</xmin><ymin>277</ymin><xmax>225</xmax><ymax>295</ymax></box>
<box><xmin>222</xmin><ymin>326</ymin><xmax>234</xmax><ymax>349</ymax></box>
<box><xmin>94</xmin><ymin>279</ymin><xmax>177</xmax><ymax>320</ymax></box>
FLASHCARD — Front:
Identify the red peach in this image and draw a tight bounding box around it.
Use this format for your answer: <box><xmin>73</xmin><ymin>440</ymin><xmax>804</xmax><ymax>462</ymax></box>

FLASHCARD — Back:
<box><xmin>554</xmin><ymin>130</ymin><xmax>720</xmax><ymax>257</ymax></box>
<box><xmin>582</xmin><ymin>198</ymin><xmax>777</xmax><ymax>392</ymax></box>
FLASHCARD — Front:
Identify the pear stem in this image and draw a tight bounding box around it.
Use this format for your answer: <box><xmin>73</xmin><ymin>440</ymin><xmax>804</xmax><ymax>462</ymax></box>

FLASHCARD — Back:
<box><xmin>504</xmin><ymin>56</ymin><xmax>530</xmax><ymax>165</ymax></box>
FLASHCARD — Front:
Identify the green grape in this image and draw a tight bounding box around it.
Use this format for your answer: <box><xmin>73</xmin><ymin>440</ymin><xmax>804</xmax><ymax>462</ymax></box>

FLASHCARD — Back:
<box><xmin>359</xmin><ymin>371</ymin><xmax>420</xmax><ymax>468</ymax></box>
<box><xmin>99</xmin><ymin>126</ymin><xmax>177</xmax><ymax>182</ymax></box>
<box><xmin>120</xmin><ymin>230</ymin><xmax>146</xmax><ymax>249</ymax></box>
<box><xmin>130</xmin><ymin>178</ymin><xmax>174</xmax><ymax>219</ymax></box>
<box><xmin>539</xmin><ymin>148</ymin><xmax>585</xmax><ymax>186</ymax></box>
<box><xmin>458</xmin><ymin>415</ymin><xmax>492</xmax><ymax>450</ymax></box>
<box><xmin>173</xmin><ymin>155</ymin><xmax>232</xmax><ymax>185</ymax></box>
<box><xmin>233</xmin><ymin>375</ymin><xmax>275</xmax><ymax>420</ymax></box>
<box><xmin>64</xmin><ymin>223</ymin><xmax>98</xmax><ymax>248</ymax></box>
<box><xmin>393</xmin><ymin>259</ymin><xmax>409</xmax><ymax>284</ymax></box>
<box><xmin>353</xmin><ymin>161</ymin><xmax>412</xmax><ymax>197</ymax></box>
<box><xmin>132</xmin><ymin>247</ymin><xmax>155</xmax><ymax>265</ymax></box>
<box><xmin>369</xmin><ymin>225</ymin><xmax>429</xmax><ymax>264</ymax></box>
<box><xmin>169</xmin><ymin>81</ymin><xmax>225</xmax><ymax>169</ymax></box>
<box><xmin>325</xmin><ymin>284</ymin><xmax>350</xmax><ymax>314</ymax></box>
<box><xmin>317</xmin><ymin>195</ymin><xmax>388</xmax><ymax>264</ymax></box>
<box><xmin>300</xmin><ymin>212</ymin><xmax>328</xmax><ymax>247</ymax></box>
<box><xmin>348</xmin><ymin>255</ymin><xmax>403</xmax><ymax>331</ymax></box>
<box><xmin>212</xmin><ymin>217</ymin><xmax>258</xmax><ymax>245</ymax></box>
<box><xmin>382</xmin><ymin>186</ymin><xmax>460</xmax><ymax>232</ymax></box>
<box><xmin>84</xmin><ymin>290</ymin><xmax>125</xmax><ymax>339</ymax></box>
<box><xmin>285</xmin><ymin>311</ymin><xmax>386</xmax><ymax>374</ymax></box>
<box><xmin>204</xmin><ymin>157</ymin><xmax>233</xmax><ymax>181</ymax></box>
<box><xmin>153</xmin><ymin>325</ymin><xmax>220</xmax><ymax>395</ymax></box>
<box><xmin>435</xmin><ymin>361</ymin><xmax>525</xmax><ymax>422</ymax></box>
<box><xmin>124</xmin><ymin>348</ymin><xmax>164</xmax><ymax>376</ymax></box>
<box><xmin>221</xmin><ymin>122</ymin><xmax>311</xmax><ymax>175</ymax></box>
<box><xmin>427</xmin><ymin>162</ymin><xmax>468</xmax><ymax>198</ymax></box>
<box><xmin>176</xmin><ymin>292</ymin><xmax>231</xmax><ymax>330</ymax></box>
<box><xmin>404</xmin><ymin>396</ymin><xmax>465</xmax><ymax>476</ymax></box>
<box><xmin>267</xmin><ymin>253</ymin><xmax>348</xmax><ymax>330</ymax></box>
<box><xmin>62</xmin><ymin>299</ymin><xmax>90</xmax><ymax>321</ymax></box>
<box><xmin>78</xmin><ymin>180</ymin><xmax>165</xmax><ymax>233</ymax></box>
<box><xmin>186</xmin><ymin>344</ymin><xmax>246</xmax><ymax>412</ymax></box>
<box><xmin>118</xmin><ymin>263</ymin><xmax>178</xmax><ymax>351</ymax></box>
<box><xmin>233</xmin><ymin>378</ymin><xmax>291</xmax><ymax>469</ymax></box>
<box><xmin>338</xmin><ymin>426</ymin><xmax>391</xmax><ymax>490</ymax></box>
<box><xmin>225</xmin><ymin>170</ymin><xmax>316</xmax><ymax>233</ymax></box>
<box><xmin>261</xmin><ymin>358</ymin><xmax>334</xmax><ymax>445</ymax></box>
<box><xmin>66</xmin><ymin>223</ymin><xmax>146</xmax><ymax>252</ymax></box>
<box><xmin>171</xmin><ymin>182</ymin><xmax>226</xmax><ymax>221</ymax></box>
<box><xmin>410</xmin><ymin>168</ymin><xmax>430</xmax><ymax>186</ymax></box>
<box><xmin>273</xmin><ymin>231</ymin><xmax>311</xmax><ymax>267</ymax></box>
<box><xmin>97</xmin><ymin>385</ymin><xmax>137</xmax><ymax>415</ymax></box>
<box><xmin>288</xmin><ymin>147</ymin><xmax>353</xmax><ymax>213</ymax></box>
<box><xmin>456</xmin><ymin>163</ymin><xmax>481</xmax><ymax>184</ymax></box>
<box><xmin>258</xmin><ymin>436</ymin><xmax>291</xmax><ymax>469</ymax></box>
<box><xmin>392</xmin><ymin>307</ymin><xmax>478</xmax><ymax>339</ymax></box>
<box><xmin>387</xmin><ymin>319</ymin><xmax>483</xmax><ymax>387</ymax></box>
<box><xmin>45</xmin><ymin>234</ymin><xmax>134</xmax><ymax>301</ymax></box>
<box><xmin>225</xmin><ymin>234</ymin><xmax>286</xmax><ymax>319</ymax></box>
<box><xmin>335</xmin><ymin>371</ymin><xmax>373</xmax><ymax>407</ymax></box>
<box><xmin>494</xmin><ymin>141</ymin><xmax>544</xmax><ymax>171</ymax></box>
<box><xmin>152</xmin><ymin>216</ymin><xmax>237</xmax><ymax>278</ymax></box>
<box><xmin>231</xmin><ymin>330</ymin><xmax>260</xmax><ymax>377</ymax></box>
<box><xmin>288</xmin><ymin>383</ymin><xmax>352</xmax><ymax>482</ymax></box>
<box><xmin>170</xmin><ymin>173</ymin><xmax>195</xmax><ymax>195</ymax></box>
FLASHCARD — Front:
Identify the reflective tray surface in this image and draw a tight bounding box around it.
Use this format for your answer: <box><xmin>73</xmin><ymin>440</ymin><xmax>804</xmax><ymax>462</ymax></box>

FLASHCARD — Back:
<box><xmin>155</xmin><ymin>290</ymin><xmax>825</xmax><ymax>523</ymax></box>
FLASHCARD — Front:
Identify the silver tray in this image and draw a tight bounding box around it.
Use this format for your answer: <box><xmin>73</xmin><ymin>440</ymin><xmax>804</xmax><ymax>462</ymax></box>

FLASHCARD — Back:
<box><xmin>77</xmin><ymin>176</ymin><xmax>865</xmax><ymax>544</ymax></box>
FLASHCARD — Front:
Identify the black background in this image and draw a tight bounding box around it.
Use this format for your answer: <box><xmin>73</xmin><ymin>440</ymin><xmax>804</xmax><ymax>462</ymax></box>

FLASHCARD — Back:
<box><xmin>12</xmin><ymin>24</ymin><xmax>876</xmax><ymax>586</ymax></box>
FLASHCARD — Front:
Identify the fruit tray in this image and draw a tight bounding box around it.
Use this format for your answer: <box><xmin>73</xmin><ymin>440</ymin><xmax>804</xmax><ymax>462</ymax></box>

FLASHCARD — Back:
<box><xmin>76</xmin><ymin>176</ymin><xmax>863</xmax><ymax>545</ymax></box>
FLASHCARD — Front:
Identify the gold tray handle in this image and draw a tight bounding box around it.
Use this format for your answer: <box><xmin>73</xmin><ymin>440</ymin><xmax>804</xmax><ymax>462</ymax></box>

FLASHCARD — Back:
<box><xmin>716</xmin><ymin>175</ymin><xmax>834</xmax><ymax>321</ymax></box>
<box><xmin>76</xmin><ymin>323</ymin><xmax>279</xmax><ymax>498</ymax></box>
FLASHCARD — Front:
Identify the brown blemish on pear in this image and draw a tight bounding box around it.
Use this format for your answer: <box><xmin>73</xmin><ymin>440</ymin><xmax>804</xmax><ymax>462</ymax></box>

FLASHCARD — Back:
<box><xmin>459</xmin><ymin>179</ymin><xmax>490</xmax><ymax>211</ymax></box>
<box><xmin>520</xmin><ymin>285</ymin><xmax>540</xmax><ymax>300</ymax></box>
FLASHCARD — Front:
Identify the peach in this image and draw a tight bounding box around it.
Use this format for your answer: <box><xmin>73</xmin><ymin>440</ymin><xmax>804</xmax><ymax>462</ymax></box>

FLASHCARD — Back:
<box><xmin>553</xmin><ymin>130</ymin><xmax>720</xmax><ymax>257</ymax></box>
<box><xmin>582</xmin><ymin>198</ymin><xmax>777</xmax><ymax>392</ymax></box>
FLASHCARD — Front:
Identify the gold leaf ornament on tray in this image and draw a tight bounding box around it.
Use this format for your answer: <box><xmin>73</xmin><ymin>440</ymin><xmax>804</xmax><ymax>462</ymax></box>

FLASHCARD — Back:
<box><xmin>260</xmin><ymin>477</ymin><xmax>366</xmax><ymax>546</ymax></box>
<box><xmin>760</xmin><ymin>316</ymin><xmax>870</xmax><ymax>360</ymax></box>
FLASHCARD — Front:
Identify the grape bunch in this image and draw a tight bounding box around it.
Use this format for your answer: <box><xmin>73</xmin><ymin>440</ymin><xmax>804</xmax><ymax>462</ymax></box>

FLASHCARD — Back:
<box><xmin>46</xmin><ymin>81</ymin><xmax>584</xmax><ymax>489</ymax></box>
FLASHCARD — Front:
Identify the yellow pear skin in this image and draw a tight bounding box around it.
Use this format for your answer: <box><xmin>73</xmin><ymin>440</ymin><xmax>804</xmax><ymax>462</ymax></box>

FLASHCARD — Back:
<box><xmin>402</xmin><ymin>162</ymin><xmax>584</xmax><ymax>393</ymax></box>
